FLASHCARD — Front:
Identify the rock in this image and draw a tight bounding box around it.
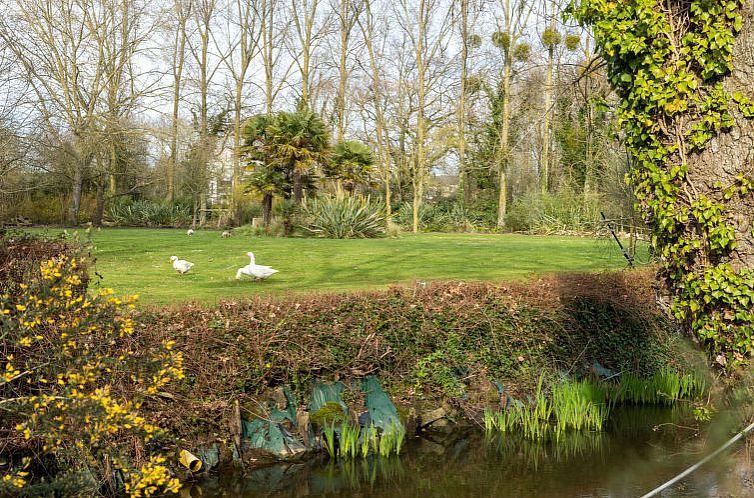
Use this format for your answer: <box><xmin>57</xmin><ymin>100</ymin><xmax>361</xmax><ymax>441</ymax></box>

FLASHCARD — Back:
<box><xmin>404</xmin><ymin>407</ymin><xmax>419</xmax><ymax>436</ymax></box>
<box><xmin>419</xmin><ymin>406</ymin><xmax>447</xmax><ymax>428</ymax></box>
<box><xmin>271</xmin><ymin>386</ymin><xmax>288</xmax><ymax>411</ymax></box>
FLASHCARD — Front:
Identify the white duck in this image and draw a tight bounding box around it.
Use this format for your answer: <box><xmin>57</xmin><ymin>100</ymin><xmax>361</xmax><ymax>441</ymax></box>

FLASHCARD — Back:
<box><xmin>170</xmin><ymin>255</ymin><xmax>194</xmax><ymax>274</ymax></box>
<box><xmin>235</xmin><ymin>251</ymin><xmax>278</xmax><ymax>281</ymax></box>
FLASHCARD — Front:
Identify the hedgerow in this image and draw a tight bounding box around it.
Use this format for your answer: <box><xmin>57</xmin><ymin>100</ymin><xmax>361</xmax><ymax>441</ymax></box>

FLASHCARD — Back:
<box><xmin>142</xmin><ymin>271</ymin><xmax>678</xmax><ymax>445</ymax></box>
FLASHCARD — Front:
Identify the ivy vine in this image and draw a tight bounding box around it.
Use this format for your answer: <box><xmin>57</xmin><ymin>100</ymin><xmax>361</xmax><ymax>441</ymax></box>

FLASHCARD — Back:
<box><xmin>569</xmin><ymin>0</ymin><xmax>754</xmax><ymax>366</ymax></box>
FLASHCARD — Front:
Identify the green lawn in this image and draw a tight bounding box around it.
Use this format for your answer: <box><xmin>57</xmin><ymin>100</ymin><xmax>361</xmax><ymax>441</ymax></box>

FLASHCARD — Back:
<box><xmin>30</xmin><ymin>228</ymin><xmax>646</xmax><ymax>305</ymax></box>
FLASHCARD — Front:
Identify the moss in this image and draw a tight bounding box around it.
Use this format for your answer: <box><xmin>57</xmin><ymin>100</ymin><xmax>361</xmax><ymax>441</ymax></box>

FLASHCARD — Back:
<box><xmin>310</xmin><ymin>401</ymin><xmax>346</xmax><ymax>427</ymax></box>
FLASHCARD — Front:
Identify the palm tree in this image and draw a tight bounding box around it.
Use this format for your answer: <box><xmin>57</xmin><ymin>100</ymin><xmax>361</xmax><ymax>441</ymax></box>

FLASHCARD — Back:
<box><xmin>266</xmin><ymin>111</ymin><xmax>330</xmax><ymax>203</ymax></box>
<box><xmin>328</xmin><ymin>140</ymin><xmax>375</xmax><ymax>196</ymax></box>
<box><xmin>242</xmin><ymin>110</ymin><xmax>330</xmax><ymax>228</ymax></box>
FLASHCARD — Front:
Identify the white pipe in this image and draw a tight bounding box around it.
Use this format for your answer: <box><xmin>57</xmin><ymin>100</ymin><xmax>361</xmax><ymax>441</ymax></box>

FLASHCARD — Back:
<box><xmin>639</xmin><ymin>419</ymin><xmax>754</xmax><ymax>498</ymax></box>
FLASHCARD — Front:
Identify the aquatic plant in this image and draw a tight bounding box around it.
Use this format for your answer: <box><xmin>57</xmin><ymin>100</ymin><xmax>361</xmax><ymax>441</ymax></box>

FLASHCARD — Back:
<box><xmin>361</xmin><ymin>425</ymin><xmax>374</xmax><ymax>459</ymax></box>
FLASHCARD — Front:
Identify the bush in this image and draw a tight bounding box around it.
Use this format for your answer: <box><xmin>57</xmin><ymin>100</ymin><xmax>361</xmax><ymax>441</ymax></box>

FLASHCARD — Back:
<box><xmin>0</xmin><ymin>243</ymin><xmax>183</xmax><ymax>496</ymax></box>
<box><xmin>506</xmin><ymin>190</ymin><xmax>603</xmax><ymax>233</ymax></box>
<box><xmin>300</xmin><ymin>195</ymin><xmax>387</xmax><ymax>238</ymax></box>
<box><xmin>395</xmin><ymin>200</ymin><xmax>487</xmax><ymax>232</ymax></box>
<box><xmin>0</xmin><ymin>230</ymin><xmax>83</xmax><ymax>298</ymax></box>
<box><xmin>107</xmin><ymin>198</ymin><xmax>192</xmax><ymax>227</ymax></box>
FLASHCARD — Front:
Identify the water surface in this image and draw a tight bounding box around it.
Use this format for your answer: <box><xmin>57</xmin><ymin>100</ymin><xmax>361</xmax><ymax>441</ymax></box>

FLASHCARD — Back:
<box><xmin>192</xmin><ymin>407</ymin><xmax>754</xmax><ymax>498</ymax></box>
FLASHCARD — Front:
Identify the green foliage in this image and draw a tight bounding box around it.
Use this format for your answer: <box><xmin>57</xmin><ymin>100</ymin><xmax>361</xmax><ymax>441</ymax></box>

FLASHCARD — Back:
<box><xmin>491</xmin><ymin>32</ymin><xmax>510</xmax><ymax>50</ymax></box>
<box><xmin>327</xmin><ymin>140</ymin><xmax>375</xmax><ymax>194</ymax></box>
<box><xmin>107</xmin><ymin>198</ymin><xmax>192</xmax><ymax>227</ymax></box>
<box><xmin>616</xmin><ymin>367</ymin><xmax>706</xmax><ymax>405</ymax></box>
<box><xmin>552</xmin><ymin>378</ymin><xmax>610</xmax><ymax>433</ymax></box>
<box><xmin>300</xmin><ymin>195</ymin><xmax>387</xmax><ymax>239</ymax></box>
<box><xmin>513</xmin><ymin>43</ymin><xmax>531</xmax><ymax>62</ymax></box>
<box><xmin>242</xmin><ymin>110</ymin><xmax>331</xmax><ymax>206</ymax></box>
<box><xmin>569</xmin><ymin>0</ymin><xmax>753</xmax><ymax>363</ymax></box>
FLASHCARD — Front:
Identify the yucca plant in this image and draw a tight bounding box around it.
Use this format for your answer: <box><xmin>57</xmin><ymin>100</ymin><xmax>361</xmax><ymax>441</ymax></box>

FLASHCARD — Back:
<box><xmin>106</xmin><ymin>198</ymin><xmax>191</xmax><ymax>227</ymax></box>
<box><xmin>300</xmin><ymin>194</ymin><xmax>388</xmax><ymax>239</ymax></box>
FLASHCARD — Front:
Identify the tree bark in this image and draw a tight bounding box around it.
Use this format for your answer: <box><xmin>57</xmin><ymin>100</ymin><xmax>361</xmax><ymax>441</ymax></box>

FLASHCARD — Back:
<box><xmin>262</xmin><ymin>193</ymin><xmax>272</xmax><ymax>226</ymax></box>
<box><xmin>696</xmin><ymin>5</ymin><xmax>754</xmax><ymax>271</ymax></box>
<box><xmin>93</xmin><ymin>178</ymin><xmax>105</xmax><ymax>227</ymax></box>
<box><xmin>69</xmin><ymin>161</ymin><xmax>84</xmax><ymax>226</ymax></box>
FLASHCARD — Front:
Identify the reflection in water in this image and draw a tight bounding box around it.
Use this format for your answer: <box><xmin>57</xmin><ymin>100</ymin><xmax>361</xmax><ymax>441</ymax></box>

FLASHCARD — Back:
<box><xmin>199</xmin><ymin>406</ymin><xmax>754</xmax><ymax>497</ymax></box>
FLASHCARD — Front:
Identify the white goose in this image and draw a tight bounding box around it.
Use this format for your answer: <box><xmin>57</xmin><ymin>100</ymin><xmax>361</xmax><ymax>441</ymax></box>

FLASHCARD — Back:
<box><xmin>170</xmin><ymin>255</ymin><xmax>194</xmax><ymax>274</ymax></box>
<box><xmin>235</xmin><ymin>251</ymin><xmax>278</xmax><ymax>281</ymax></box>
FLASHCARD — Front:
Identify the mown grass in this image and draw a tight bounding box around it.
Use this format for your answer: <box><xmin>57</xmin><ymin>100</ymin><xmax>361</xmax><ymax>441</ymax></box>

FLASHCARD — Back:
<box><xmin>28</xmin><ymin>228</ymin><xmax>647</xmax><ymax>305</ymax></box>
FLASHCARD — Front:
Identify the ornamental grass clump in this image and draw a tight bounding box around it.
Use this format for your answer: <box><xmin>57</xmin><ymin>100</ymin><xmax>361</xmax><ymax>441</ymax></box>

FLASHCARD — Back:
<box><xmin>0</xmin><ymin>253</ymin><xmax>184</xmax><ymax>496</ymax></box>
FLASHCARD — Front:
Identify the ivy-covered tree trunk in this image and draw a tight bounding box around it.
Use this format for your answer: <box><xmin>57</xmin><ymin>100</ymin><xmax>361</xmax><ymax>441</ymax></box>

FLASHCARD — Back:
<box><xmin>572</xmin><ymin>0</ymin><xmax>754</xmax><ymax>366</ymax></box>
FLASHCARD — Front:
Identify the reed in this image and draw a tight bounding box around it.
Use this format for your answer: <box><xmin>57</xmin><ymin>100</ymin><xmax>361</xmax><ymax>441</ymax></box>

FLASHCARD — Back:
<box><xmin>617</xmin><ymin>368</ymin><xmax>706</xmax><ymax>406</ymax></box>
<box><xmin>361</xmin><ymin>424</ymin><xmax>374</xmax><ymax>459</ymax></box>
<box><xmin>323</xmin><ymin>423</ymin><xmax>337</xmax><ymax>458</ymax></box>
<box><xmin>552</xmin><ymin>378</ymin><xmax>610</xmax><ymax>433</ymax></box>
<box><xmin>340</xmin><ymin>422</ymin><xmax>360</xmax><ymax>459</ymax></box>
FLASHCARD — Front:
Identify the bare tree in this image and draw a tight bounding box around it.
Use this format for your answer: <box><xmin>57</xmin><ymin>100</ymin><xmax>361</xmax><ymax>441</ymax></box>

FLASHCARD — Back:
<box><xmin>289</xmin><ymin>0</ymin><xmax>329</xmax><ymax>109</ymax></box>
<box><xmin>492</xmin><ymin>0</ymin><xmax>534</xmax><ymax>227</ymax></box>
<box><xmin>0</xmin><ymin>0</ymin><xmax>122</xmax><ymax>224</ymax></box>
<box><xmin>395</xmin><ymin>0</ymin><xmax>456</xmax><ymax>232</ymax></box>
<box><xmin>187</xmin><ymin>0</ymin><xmax>225</xmax><ymax>226</ymax></box>
<box><xmin>165</xmin><ymin>0</ymin><xmax>193</xmax><ymax>203</ymax></box>
<box><xmin>357</xmin><ymin>0</ymin><xmax>392</xmax><ymax>218</ymax></box>
<box><xmin>221</xmin><ymin>0</ymin><xmax>263</xmax><ymax>223</ymax></box>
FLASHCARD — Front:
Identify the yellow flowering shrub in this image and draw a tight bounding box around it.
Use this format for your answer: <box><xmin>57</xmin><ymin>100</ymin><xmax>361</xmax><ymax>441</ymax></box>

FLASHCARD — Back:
<box><xmin>0</xmin><ymin>254</ymin><xmax>183</xmax><ymax>496</ymax></box>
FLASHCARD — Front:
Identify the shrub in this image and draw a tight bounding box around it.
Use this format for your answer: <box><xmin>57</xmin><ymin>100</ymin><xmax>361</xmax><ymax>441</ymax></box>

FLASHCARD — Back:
<box><xmin>300</xmin><ymin>195</ymin><xmax>387</xmax><ymax>238</ymax></box>
<box><xmin>0</xmin><ymin>230</ymin><xmax>83</xmax><ymax>298</ymax></box>
<box><xmin>506</xmin><ymin>190</ymin><xmax>603</xmax><ymax>233</ymax></box>
<box><xmin>395</xmin><ymin>200</ymin><xmax>485</xmax><ymax>232</ymax></box>
<box><xmin>0</xmin><ymin>249</ymin><xmax>183</xmax><ymax>496</ymax></box>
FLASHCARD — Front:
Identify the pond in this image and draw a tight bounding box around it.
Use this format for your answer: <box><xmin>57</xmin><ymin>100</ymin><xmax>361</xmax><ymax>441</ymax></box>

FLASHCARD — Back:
<box><xmin>189</xmin><ymin>406</ymin><xmax>753</xmax><ymax>497</ymax></box>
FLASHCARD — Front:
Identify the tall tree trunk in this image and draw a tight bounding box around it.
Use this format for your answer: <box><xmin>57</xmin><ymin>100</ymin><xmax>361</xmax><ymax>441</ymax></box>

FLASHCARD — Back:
<box><xmin>262</xmin><ymin>193</ymin><xmax>272</xmax><ymax>226</ymax></box>
<box><xmin>360</xmin><ymin>0</ymin><xmax>391</xmax><ymax>222</ymax></box>
<box><xmin>69</xmin><ymin>161</ymin><xmax>84</xmax><ymax>226</ymax></box>
<box><xmin>458</xmin><ymin>0</ymin><xmax>470</xmax><ymax>204</ymax></box>
<box><xmin>168</xmin><ymin>0</ymin><xmax>189</xmax><ymax>203</ymax></box>
<box><xmin>413</xmin><ymin>0</ymin><xmax>427</xmax><ymax>234</ymax></box>
<box><xmin>541</xmin><ymin>42</ymin><xmax>554</xmax><ymax>194</ymax></box>
<box><xmin>93</xmin><ymin>178</ymin><xmax>105</xmax><ymax>227</ymax></box>
<box><xmin>497</xmin><ymin>57</ymin><xmax>512</xmax><ymax>228</ymax></box>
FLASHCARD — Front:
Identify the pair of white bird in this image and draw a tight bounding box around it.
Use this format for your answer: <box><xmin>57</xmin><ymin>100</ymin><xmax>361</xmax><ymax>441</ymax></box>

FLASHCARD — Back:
<box><xmin>169</xmin><ymin>252</ymin><xmax>278</xmax><ymax>281</ymax></box>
